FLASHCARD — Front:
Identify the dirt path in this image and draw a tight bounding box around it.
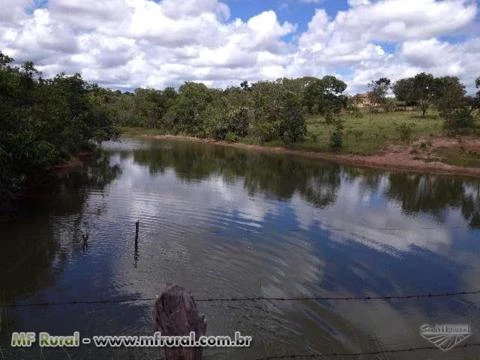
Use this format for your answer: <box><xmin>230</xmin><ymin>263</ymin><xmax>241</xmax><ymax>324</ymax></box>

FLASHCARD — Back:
<box><xmin>138</xmin><ymin>134</ymin><xmax>480</xmax><ymax>178</ymax></box>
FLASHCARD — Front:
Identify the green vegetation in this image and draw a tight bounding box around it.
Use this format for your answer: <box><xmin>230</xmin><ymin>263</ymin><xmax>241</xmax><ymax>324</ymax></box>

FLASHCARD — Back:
<box><xmin>115</xmin><ymin>73</ymin><xmax>479</xmax><ymax>156</ymax></box>
<box><xmin>288</xmin><ymin>112</ymin><xmax>444</xmax><ymax>154</ymax></box>
<box><xmin>432</xmin><ymin>147</ymin><xmax>480</xmax><ymax>168</ymax></box>
<box><xmin>2</xmin><ymin>50</ymin><xmax>480</xmax><ymax>203</ymax></box>
<box><xmin>392</xmin><ymin>73</ymin><xmax>480</xmax><ymax>125</ymax></box>
<box><xmin>0</xmin><ymin>53</ymin><xmax>119</xmax><ymax>202</ymax></box>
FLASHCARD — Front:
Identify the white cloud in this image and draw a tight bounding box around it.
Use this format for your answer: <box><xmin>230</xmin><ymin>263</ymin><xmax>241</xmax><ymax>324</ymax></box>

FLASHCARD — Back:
<box><xmin>289</xmin><ymin>177</ymin><xmax>454</xmax><ymax>254</ymax></box>
<box><xmin>0</xmin><ymin>0</ymin><xmax>478</xmax><ymax>92</ymax></box>
<box><xmin>297</xmin><ymin>0</ymin><xmax>478</xmax><ymax>92</ymax></box>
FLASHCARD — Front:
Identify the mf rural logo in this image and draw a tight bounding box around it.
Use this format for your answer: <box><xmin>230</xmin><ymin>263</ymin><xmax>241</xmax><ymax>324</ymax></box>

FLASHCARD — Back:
<box><xmin>420</xmin><ymin>324</ymin><xmax>471</xmax><ymax>352</ymax></box>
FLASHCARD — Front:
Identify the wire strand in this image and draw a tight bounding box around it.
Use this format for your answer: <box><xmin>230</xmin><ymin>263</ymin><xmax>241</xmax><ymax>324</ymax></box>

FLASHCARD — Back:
<box><xmin>2</xmin><ymin>289</ymin><xmax>480</xmax><ymax>308</ymax></box>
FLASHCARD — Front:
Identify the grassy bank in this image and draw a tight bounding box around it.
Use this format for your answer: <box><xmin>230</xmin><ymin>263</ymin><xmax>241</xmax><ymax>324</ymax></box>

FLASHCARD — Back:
<box><xmin>122</xmin><ymin>110</ymin><xmax>480</xmax><ymax>170</ymax></box>
<box><xmin>123</xmin><ymin>111</ymin><xmax>446</xmax><ymax>154</ymax></box>
<box><xmin>283</xmin><ymin>111</ymin><xmax>444</xmax><ymax>154</ymax></box>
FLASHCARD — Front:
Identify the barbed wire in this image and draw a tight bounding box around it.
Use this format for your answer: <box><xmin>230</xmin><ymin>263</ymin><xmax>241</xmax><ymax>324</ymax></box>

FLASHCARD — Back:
<box><xmin>254</xmin><ymin>342</ymin><xmax>480</xmax><ymax>359</ymax></box>
<box><xmin>195</xmin><ymin>289</ymin><xmax>480</xmax><ymax>302</ymax></box>
<box><xmin>2</xmin><ymin>289</ymin><xmax>480</xmax><ymax>309</ymax></box>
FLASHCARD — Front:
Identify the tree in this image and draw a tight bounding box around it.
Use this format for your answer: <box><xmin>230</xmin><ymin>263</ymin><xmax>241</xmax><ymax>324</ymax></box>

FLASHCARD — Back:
<box><xmin>240</xmin><ymin>81</ymin><xmax>250</xmax><ymax>91</ymax></box>
<box><xmin>434</xmin><ymin>76</ymin><xmax>467</xmax><ymax>113</ymax></box>
<box><xmin>304</xmin><ymin>76</ymin><xmax>347</xmax><ymax>117</ymax></box>
<box><xmin>0</xmin><ymin>52</ymin><xmax>13</xmax><ymax>67</ymax></box>
<box><xmin>432</xmin><ymin>76</ymin><xmax>472</xmax><ymax>131</ymax></box>
<box><xmin>367</xmin><ymin>77</ymin><xmax>391</xmax><ymax>111</ymax></box>
<box><xmin>0</xmin><ymin>53</ymin><xmax>118</xmax><ymax>201</ymax></box>
<box><xmin>279</xmin><ymin>90</ymin><xmax>306</xmax><ymax>144</ymax></box>
<box><xmin>393</xmin><ymin>73</ymin><xmax>436</xmax><ymax>117</ymax></box>
<box><xmin>413</xmin><ymin>73</ymin><xmax>436</xmax><ymax>117</ymax></box>
<box><xmin>393</xmin><ymin>77</ymin><xmax>416</xmax><ymax>105</ymax></box>
<box><xmin>472</xmin><ymin>76</ymin><xmax>480</xmax><ymax>111</ymax></box>
<box><xmin>163</xmin><ymin>82</ymin><xmax>214</xmax><ymax>134</ymax></box>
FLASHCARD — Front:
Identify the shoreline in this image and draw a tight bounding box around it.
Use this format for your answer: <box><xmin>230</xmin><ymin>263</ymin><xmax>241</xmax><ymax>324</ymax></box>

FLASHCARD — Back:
<box><xmin>1</xmin><ymin>150</ymin><xmax>96</xmax><ymax>218</ymax></box>
<box><xmin>135</xmin><ymin>134</ymin><xmax>480</xmax><ymax>178</ymax></box>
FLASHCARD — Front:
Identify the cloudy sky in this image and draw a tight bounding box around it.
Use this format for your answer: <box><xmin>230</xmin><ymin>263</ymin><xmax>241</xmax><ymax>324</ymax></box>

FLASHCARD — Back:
<box><xmin>1</xmin><ymin>0</ymin><xmax>479</xmax><ymax>93</ymax></box>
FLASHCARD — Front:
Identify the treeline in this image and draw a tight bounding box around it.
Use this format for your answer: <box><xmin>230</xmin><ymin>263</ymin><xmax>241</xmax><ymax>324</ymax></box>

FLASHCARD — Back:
<box><xmin>94</xmin><ymin>71</ymin><xmax>479</xmax><ymax>144</ymax></box>
<box><xmin>1</xmin><ymin>52</ymin><xmax>480</xmax><ymax>200</ymax></box>
<box><xmin>366</xmin><ymin>73</ymin><xmax>480</xmax><ymax>129</ymax></box>
<box><xmin>91</xmin><ymin>76</ymin><xmax>349</xmax><ymax>144</ymax></box>
<box><xmin>0</xmin><ymin>53</ymin><xmax>119</xmax><ymax>201</ymax></box>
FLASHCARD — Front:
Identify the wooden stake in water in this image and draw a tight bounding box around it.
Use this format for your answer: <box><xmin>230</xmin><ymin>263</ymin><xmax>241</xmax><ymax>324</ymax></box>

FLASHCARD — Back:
<box><xmin>153</xmin><ymin>284</ymin><xmax>207</xmax><ymax>360</ymax></box>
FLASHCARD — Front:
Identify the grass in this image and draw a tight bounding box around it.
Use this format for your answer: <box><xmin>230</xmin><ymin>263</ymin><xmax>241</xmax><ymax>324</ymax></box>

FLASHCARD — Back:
<box><xmin>122</xmin><ymin>110</ymin><xmax>480</xmax><ymax>163</ymax></box>
<box><xmin>298</xmin><ymin>111</ymin><xmax>444</xmax><ymax>155</ymax></box>
<box><xmin>432</xmin><ymin>147</ymin><xmax>480</xmax><ymax>167</ymax></box>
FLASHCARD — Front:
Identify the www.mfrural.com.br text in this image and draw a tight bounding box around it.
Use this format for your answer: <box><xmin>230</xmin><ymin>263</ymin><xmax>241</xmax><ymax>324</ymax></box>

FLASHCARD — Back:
<box><xmin>11</xmin><ymin>331</ymin><xmax>252</xmax><ymax>348</ymax></box>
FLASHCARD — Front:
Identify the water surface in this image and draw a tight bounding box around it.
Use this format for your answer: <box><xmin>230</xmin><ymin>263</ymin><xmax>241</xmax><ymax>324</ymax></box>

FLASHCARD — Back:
<box><xmin>1</xmin><ymin>138</ymin><xmax>480</xmax><ymax>359</ymax></box>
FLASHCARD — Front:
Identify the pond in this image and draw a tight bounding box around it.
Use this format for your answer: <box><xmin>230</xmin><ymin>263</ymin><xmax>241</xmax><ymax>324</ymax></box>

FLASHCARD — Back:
<box><xmin>1</xmin><ymin>138</ymin><xmax>480</xmax><ymax>359</ymax></box>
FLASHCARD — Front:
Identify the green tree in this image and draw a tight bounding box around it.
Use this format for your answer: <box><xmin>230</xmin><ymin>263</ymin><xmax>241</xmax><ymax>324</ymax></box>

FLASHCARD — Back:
<box><xmin>163</xmin><ymin>82</ymin><xmax>214</xmax><ymax>134</ymax></box>
<box><xmin>0</xmin><ymin>53</ymin><xmax>118</xmax><ymax>201</ymax></box>
<box><xmin>304</xmin><ymin>76</ymin><xmax>347</xmax><ymax>117</ymax></box>
<box><xmin>367</xmin><ymin>77</ymin><xmax>391</xmax><ymax>111</ymax></box>
<box><xmin>393</xmin><ymin>77</ymin><xmax>417</xmax><ymax>105</ymax></box>
<box><xmin>432</xmin><ymin>76</ymin><xmax>472</xmax><ymax>131</ymax></box>
<box><xmin>412</xmin><ymin>73</ymin><xmax>436</xmax><ymax>117</ymax></box>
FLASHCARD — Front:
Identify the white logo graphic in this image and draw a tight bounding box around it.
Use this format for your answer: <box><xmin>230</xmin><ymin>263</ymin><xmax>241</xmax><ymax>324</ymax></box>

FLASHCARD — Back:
<box><xmin>420</xmin><ymin>324</ymin><xmax>471</xmax><ymax>352</ymax></box>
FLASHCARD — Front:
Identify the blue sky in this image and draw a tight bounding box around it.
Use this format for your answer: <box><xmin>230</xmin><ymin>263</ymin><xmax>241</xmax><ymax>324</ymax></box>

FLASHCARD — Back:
<box><xmin>1</xmin><ymin>0</ymin><xmax>479</xmax><ymax>92</ymax></box>
<box><xmin>226</xmin><ymin>0</ymin><xmax>350</xmax><ymax>32</ymax></box>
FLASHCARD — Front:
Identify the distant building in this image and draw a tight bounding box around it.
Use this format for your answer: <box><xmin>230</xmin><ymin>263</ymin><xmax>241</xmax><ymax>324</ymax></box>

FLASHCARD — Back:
<box><xmin>351</xmin><ymin>93</ymin><xmax>373</xmax><ymax>108</ymax></box>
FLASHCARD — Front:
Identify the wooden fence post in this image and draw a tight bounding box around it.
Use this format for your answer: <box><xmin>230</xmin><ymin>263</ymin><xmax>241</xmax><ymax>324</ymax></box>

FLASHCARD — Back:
<box><xmin>154</xmin><ymin>284</ymin><xmax>207</xmax><ymax>360</ymax></box>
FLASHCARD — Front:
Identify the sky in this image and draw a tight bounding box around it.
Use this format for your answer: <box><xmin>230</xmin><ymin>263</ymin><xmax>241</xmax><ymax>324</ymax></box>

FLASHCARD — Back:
<box><xmin>0</xmin><ymin>0</ymin><xmax>479</xmax><ymax>93</ymax></box>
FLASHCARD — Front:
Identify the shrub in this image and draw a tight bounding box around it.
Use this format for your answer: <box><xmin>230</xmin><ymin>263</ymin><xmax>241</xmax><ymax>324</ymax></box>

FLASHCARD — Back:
<box><xmin>225</xmin><ymin>132</ymin><xmax>238</xmax><ymax>143</ymax></box>
<box><xmin>442</xmin><ymin>108</ymin><xmax>474</xmax><ymax>132</ymax></box>
<box><xmin>250</xmin><ymin>120</ymin><xmax>275</xmax><ymax>144</ymax></box>
<box><xmin>330</xmin><ymin>120</ymin><xmax>344</xmax><ymax>150</ymax></box>
<box><xmin>396</xmin><ymin>122</ymin><xmax>416</xmax><ymax>142</ymax></box>
<box><xmin>325</xmin><ymin>111</ymin><xmax>336</xmax><ymax>125</ymax></box>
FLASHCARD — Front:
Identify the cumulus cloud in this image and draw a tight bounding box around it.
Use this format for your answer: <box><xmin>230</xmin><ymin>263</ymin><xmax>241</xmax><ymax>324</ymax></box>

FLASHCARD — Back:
<box><xmin>297</xmin><ymin>0</ymin><xmax>478</xmax><ymax>92</ymax></box>
<box><xmin>0</xmin><ymin>0</ymin><xmax>478</xmax><ymax>92</ymax></box>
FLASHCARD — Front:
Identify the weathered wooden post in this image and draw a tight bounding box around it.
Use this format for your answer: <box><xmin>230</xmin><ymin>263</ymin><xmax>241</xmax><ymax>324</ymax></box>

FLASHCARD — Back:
<box><xmin>134</xmin><ymin>235</ymin><xmax>139</xmax><ymax>268</ymax></box>
<box><xmin>154</xmin><ymin>284</ymin><xmax>207</xmax><ymax>360</ymax></box>
<box><xmin>135</xmin><ymin>220</ymin><xmax>140</xmax><ymax>235</ymax></box>
<box><xmin>82</xmin><ymin>232</ymin><xmax>89</xmax><ymax>250</ymax></box>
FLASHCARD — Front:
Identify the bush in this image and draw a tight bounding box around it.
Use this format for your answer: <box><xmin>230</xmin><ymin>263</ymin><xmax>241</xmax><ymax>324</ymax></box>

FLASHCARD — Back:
<box><xmin>330</xmin><ymin>120</ymin><xmax>344</xmax><ymax>150</ymax></box>
<box><xmin>225</xmin><ymin>132</ymin><xmax>238</xmax><ymax>143</ymax></box>
<box><xmin>279</xmin><ymin>101</ymin><xmax>306</xmax><ymax>145</ymax></box>
<box><xmin>384</xmin><ymin>99</ymin><xmax>396</xmax><ymax>113</ymax></box>
<box><xmin>250</xmin><ymin>120</ymin><xmax>276</xmax><ymax>144</ymax></box>
<box><xmin>325</xmin><ymin>111</ymin><xmax>335</xmax><ymax>125</ymax></box>
<box><xmin>396</xmin><ymin>122</ymin><xmax>416</xmax><ymax>142</ymax></box>
<box><xmin>442</xmin><ymin>108</ymin><xmax>474</xmax><ymax>132</ymax></box>
<box><xmin>349</xmin><ymin>105</ymin><xmax>363</xmax><ymax>118</ymax></box>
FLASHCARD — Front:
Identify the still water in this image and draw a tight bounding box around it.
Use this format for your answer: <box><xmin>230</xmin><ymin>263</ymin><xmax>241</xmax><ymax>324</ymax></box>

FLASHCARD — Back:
<box><xmin>1</xmin><ymin>138</ymin><xmax>480</xmax><ymax>359</ymax></box>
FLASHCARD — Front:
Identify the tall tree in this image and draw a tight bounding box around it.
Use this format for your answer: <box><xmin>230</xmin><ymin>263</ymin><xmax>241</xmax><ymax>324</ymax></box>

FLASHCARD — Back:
<box><xmin>393</xmin><ymin>73</ymin><xmax>436</xmax><ymax>117</ymax></box>
<box><xmin>367</xmin><ymin>77</ymin><xmax>391</xmax><ymax>110</ymax></box>
<box><xmin>412</xmin><ymin>73</ymin><xmax>436</xmax><ymax>117</ymax></box>
<box><xmin>393</xmin><ymin>77</ymin><xmax>416</xmax><ymax>105</ymax></box>
<box><xmin>304</xmin><ymin>76</ymin><xmax>347</xmax><ymax>116</ymax></box>
<box><xmin>0</xmin><ymin>52</ymin><xmax>118</xmax><ymax>201</ymax></box>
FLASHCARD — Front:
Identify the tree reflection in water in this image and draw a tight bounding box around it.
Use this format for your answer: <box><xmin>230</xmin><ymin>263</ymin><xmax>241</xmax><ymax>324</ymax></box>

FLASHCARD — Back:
<box><xmin>131</xmin><ymin>140</ymin><xmax>480</xmax><ymax>228</ymax></box>
<box><xmin>0</xmin><ymin>151</ymin><xmax>121</xmax><ymax>304</ymax></box>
